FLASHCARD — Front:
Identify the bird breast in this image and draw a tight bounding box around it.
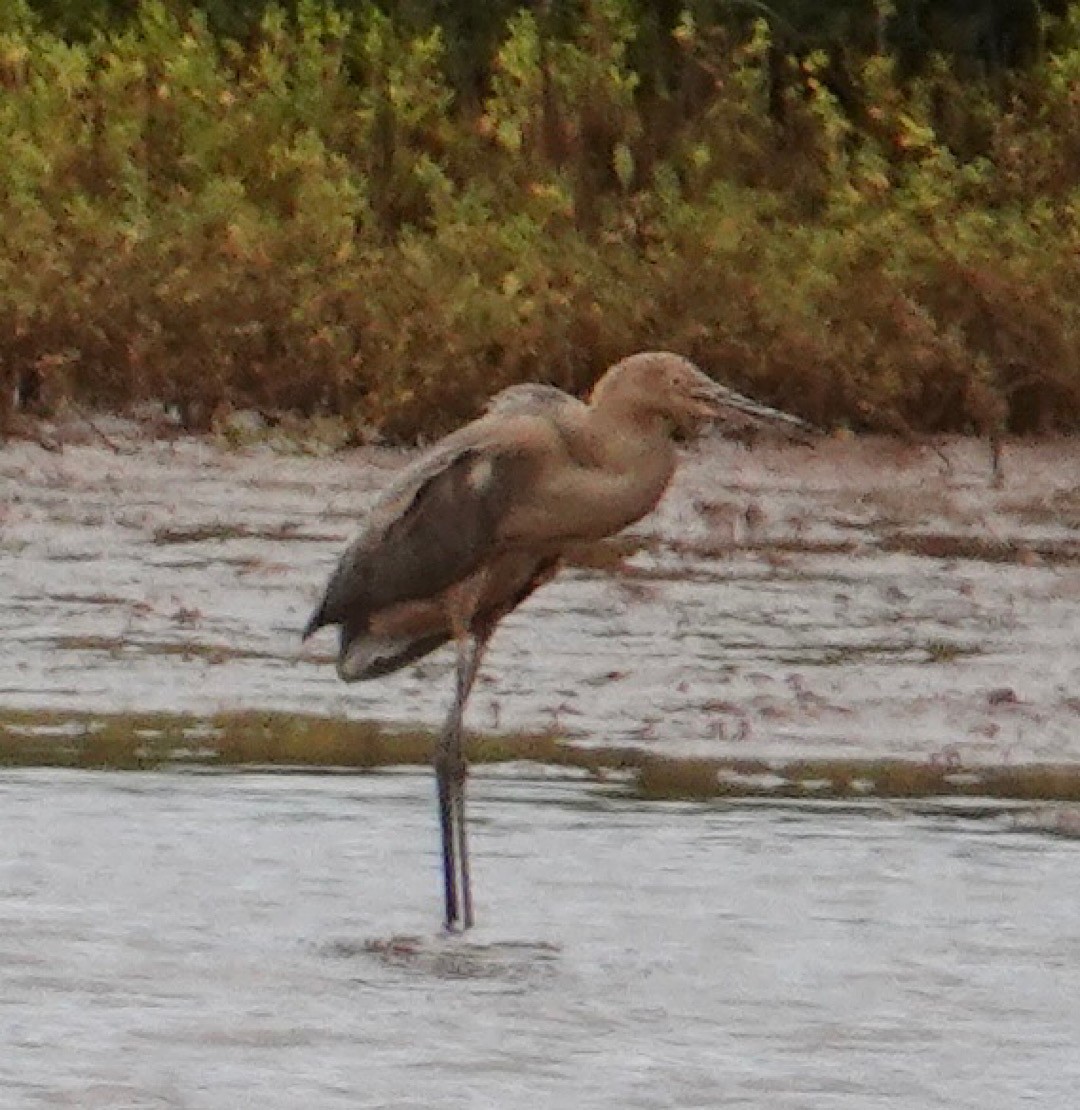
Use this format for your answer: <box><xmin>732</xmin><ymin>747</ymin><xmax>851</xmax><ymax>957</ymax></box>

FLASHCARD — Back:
<box><xmin>500</xmin><ymin>429</ymin><xmax>677</xmax><ymax>548</ymax></box>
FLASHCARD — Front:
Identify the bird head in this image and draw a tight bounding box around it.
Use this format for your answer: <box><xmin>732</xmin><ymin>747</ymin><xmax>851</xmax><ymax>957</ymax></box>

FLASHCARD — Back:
<box><xmin>592</xmin><ymin>351</ymin><xmax>817</xmax><ymax>442</ymax></box>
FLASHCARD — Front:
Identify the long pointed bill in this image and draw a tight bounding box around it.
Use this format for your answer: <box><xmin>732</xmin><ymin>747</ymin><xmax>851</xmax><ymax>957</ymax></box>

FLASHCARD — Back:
<box><xmin>691</xmin><ymin>373</ymin><xmax>819</xmax><ymax>444</ymax></box>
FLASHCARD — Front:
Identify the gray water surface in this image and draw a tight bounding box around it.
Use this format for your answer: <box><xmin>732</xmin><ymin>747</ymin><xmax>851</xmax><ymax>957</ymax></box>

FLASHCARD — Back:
<box><xmin>2</xmin><ymin>769</ymin><xmax>1077</xmax><ymax>1109</ymax></box>
<box><xmin>5</xmin><ymin>435</ymin><xmax>1079</xmax><ymax>765</ymax></box>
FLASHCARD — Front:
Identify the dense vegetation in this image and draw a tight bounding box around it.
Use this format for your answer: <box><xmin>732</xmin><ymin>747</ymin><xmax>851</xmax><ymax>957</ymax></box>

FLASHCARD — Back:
<box><xmin>3</xmin><ymin>0</ymin><xmax>1080</xmax><ymax>440</ymax></box>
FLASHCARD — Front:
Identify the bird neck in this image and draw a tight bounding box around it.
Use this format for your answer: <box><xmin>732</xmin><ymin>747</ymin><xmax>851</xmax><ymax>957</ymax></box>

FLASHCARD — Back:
<box><xmin>563</xmin><ymin>402</ymin><xmax>677</xmax><ymax>533</ymax></box>
<box><xmin>584</xmin><ymin>398</ymin><xmax>675</xmax><ymax>469</ymax></box>
<box><xmin>494</xmin><ymin>396</ymin><xmax>680</xmax><ymax>548</ymax></box>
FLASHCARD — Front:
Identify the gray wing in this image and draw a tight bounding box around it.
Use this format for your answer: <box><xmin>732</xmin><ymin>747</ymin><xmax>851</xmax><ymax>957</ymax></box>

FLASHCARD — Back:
<box><xmin>303</xmin><ymin>442</ymin><xmax>530</xmax><ymax>642</ymax></box>
<box><xmin>484</xmin><ymin>383</ymin><xmax>583</xmax><ymax>417</ymax></box>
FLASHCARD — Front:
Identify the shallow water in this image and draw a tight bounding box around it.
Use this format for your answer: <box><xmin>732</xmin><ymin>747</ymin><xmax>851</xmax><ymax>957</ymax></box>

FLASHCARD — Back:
<box><xmin>2</xmin><ymin>768</ymin><xmax>1078</xmax><ymax>1109</ymax></box>
<box><xmin>3</xmin><ymin>434</ymin><xmax>1079</xmax><ymax>765</ymax></box>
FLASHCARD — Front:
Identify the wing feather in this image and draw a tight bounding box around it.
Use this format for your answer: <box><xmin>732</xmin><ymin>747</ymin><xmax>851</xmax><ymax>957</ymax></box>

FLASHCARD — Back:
<box><xmin>304</xmin><ymin>442</ymin><xmax>532</xmax><ymax>641</ymax></box>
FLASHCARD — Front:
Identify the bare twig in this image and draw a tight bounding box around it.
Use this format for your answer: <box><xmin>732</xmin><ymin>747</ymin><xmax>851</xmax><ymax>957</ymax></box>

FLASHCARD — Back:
<box><xmin>85</xmin><ymin>416</ymin><xmax>135</xmax><ymax>456</ymax></box>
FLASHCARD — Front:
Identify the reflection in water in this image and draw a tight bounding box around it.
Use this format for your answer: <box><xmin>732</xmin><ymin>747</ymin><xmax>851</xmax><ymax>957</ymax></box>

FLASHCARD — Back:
<box><xmin>1</xmin><ymin>769</ymin><xmax>1077</xmax><ymax>1109</ymax></box>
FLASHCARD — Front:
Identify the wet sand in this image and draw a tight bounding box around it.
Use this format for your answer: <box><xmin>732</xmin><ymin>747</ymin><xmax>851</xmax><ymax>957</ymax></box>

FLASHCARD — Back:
<box><xmin>3</xmin><ymin>428</ymin><xmax>1077</xmax><ymax>768</ymax></box>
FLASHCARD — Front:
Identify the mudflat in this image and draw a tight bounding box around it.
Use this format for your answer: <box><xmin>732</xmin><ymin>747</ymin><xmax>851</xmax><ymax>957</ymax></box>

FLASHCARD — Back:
<box><xmin>2</xmin><ymin>427</ymin><xmax>1078</xmax><ymax>773</ymax></box>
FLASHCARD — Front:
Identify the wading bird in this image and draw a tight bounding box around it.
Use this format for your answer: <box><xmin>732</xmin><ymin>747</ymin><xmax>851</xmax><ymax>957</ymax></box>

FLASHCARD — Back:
<box><xmin>304</xmin><ymin>352</ymin><xmax>813</xmax><ymax>931</ymax></box>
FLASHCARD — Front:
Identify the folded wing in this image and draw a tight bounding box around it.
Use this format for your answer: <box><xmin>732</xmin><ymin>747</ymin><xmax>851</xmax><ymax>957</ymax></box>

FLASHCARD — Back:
<box><xmin>304</xmin><ymin>428</ymin><xmax>553</xmax><ymax>679</ymax></box>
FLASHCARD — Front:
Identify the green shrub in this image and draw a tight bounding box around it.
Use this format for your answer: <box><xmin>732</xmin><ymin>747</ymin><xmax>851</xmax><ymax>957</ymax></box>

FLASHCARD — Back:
<box><xmin>2</xmin><ymin>1</ymin><xmax>1079</xmax><ymax>439</ymax></box>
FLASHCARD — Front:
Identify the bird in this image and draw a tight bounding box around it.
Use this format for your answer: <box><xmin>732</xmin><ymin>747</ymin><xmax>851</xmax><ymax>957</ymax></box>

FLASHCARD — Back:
<box><xmin>303</xmin><ymin>351</ymin><xmax>815</xmax><ymax>931</ymax></box>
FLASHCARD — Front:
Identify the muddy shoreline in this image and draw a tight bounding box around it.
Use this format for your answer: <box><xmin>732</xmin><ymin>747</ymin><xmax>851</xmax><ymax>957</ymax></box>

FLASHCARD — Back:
<box><xmin>2</xmin><ymin>425</ymin><xmax>1078</xmax><ymax>782</ymax></box>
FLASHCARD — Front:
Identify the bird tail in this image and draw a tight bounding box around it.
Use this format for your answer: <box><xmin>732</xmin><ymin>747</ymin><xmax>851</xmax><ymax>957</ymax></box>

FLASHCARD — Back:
<box><xmin>301</xmin><ymin>604</ymin><xmax>326</xmax><ymax>642</ymax></box>
<box><xmin>336</xmin><ymin>629</ymin><xmax>451</xmax><ymax>681</ymax></box>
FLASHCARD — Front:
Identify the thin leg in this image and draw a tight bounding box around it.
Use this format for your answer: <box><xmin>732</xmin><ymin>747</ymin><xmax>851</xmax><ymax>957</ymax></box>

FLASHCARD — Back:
<box><xmin>456</xmin><ymin>629</ymin><xmax>491</xmax><ymax>930</ymax></box>
<box><xmin>455</xmin><ymin>785</ymin><xmax>473</xmax><ymax>930</ymax></box>
<box><xmin>435</xmin><ymin>683</ymin><xmax>466</xmax><ymax>932</ymax></box>
<box><xmin>435</xmin><ymin>742</ymin><xmax>459</xmax><ymax>930</ymax></box>
<box><xmin>434</xmin><ymin>630</ymin><xmax>489</xmax><ymax>932</ymax></box>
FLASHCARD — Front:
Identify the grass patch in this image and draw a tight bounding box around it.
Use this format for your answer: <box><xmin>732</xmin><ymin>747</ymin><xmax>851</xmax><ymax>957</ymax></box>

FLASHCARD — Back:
<box><xmin>923</xmin><ymin>640</ymin><xmax>976</xmax><ymax>665</ymax></box>
<box><xmin>3</xmin><ymin>708</ymin><xmax>1079</xmax><ymax>802</ymax></box>
<box><xmin>631</xmin><ymin>754</ymin><xmax>1080</xmax><ymax>804</ymax></box>
<box><xmin>808</xmin><ymin>641</ymin><xmax>982</xmax><ymax>667</ymax></box>
<box><xmin>51</xmin><ymin>636</ymin><xmax>285</xmax><ymax>664</ymax></box>
<box><xmin>47</xmin><ymin>593</ymin><xmax>130</xmax><ymax>607</ymax></box>
<box><xmin>3</xmin><ymin>3</ymin><xmax>1080</xmax><ymax>441</ymax></box>
<box><xmin>152</xmin><ymin>523</ymin><xmax>340</xmax><ymax>545</ymax></box>
<box><xmin>881</xmin><ymin>533</ymin><xmax>1080</xmax><ymax>565</ymax></box>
